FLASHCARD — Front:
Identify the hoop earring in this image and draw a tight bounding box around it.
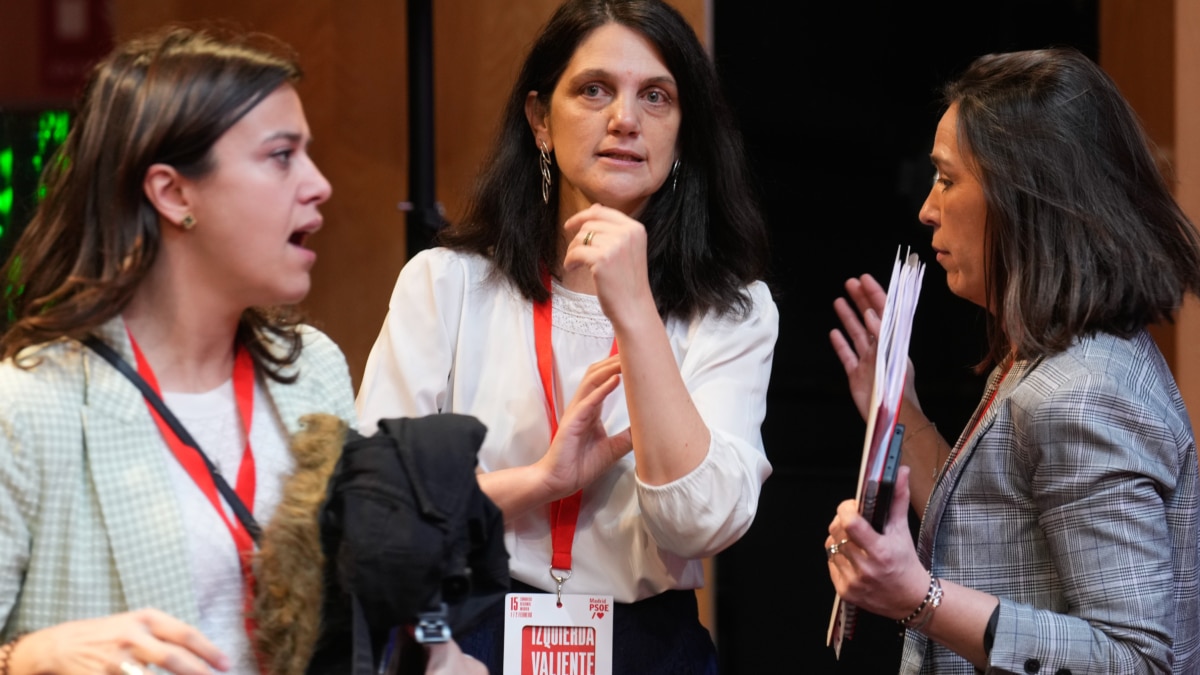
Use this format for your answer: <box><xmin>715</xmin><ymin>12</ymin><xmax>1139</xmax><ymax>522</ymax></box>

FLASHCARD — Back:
<box><xmin>671</xmin><ymin>158</ymin><xmax>681</xmax><ymax>192</ymax></box>
<box><xmin>539</xmin><ymin>141</ymin><xmax>553</xmax><ymax>205</ymax></box>
<box><xmin>180</xmin><ymin>214</ymin><xmax>196</xmax><ymax>230</ymax></box>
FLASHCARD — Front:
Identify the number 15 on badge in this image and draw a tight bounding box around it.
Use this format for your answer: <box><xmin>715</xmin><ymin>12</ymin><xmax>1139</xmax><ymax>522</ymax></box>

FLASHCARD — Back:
<box><xmin>504</xmin><ymin>593</ymin><xmax>615</xmax><ymax>675</ymax></box>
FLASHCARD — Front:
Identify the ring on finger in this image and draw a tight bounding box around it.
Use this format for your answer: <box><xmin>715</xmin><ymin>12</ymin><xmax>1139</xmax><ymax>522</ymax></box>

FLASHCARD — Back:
<box><xmin>826</xmin><ymin>538</ymin><xmax>849</xmax><ymax>560</ymax></box>
<box><xmin>867</xmin><ymin>334</ymin><xmax>877</xmax><ymax>345</ymax></box>
<box><xmin>118</xmin><ymin>661</ymin><xmax>148</xmax><ymax>675</ymax></box>
<box><xmin>582</xmin><ymin>230</ymin><xmax>596</xmax><ymax>246</ymax></box>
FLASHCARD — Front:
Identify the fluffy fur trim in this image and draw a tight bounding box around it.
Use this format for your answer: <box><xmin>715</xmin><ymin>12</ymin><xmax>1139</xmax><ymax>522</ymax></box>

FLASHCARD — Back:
<box><xmin>252</xmin><ymin>413</ymin><xmax>346</xmax><ymax>675</ymax></box>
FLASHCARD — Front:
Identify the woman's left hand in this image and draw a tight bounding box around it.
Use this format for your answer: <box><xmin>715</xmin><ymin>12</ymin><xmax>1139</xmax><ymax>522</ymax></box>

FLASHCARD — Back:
<box><xmin>537</xmin><ymin>355</ymin><xmax>634</xmax><ymax>499</ymax></box>
<box><xmin>562</xmin><ymin>204</ymin><xmax>656</xmax><ymax>328</ymax></box>
<box><xmin>424</xmin><ymin>641</ymin><xmax>486</xmax><ymax>675</ymax></box>
<box><xmin>826</xmin><ymin>466</ymin><xmax>930</xmax><ymax>619</ymax></box>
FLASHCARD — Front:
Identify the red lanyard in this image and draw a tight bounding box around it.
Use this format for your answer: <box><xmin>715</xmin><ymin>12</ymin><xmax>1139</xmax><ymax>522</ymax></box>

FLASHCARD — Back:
<box><xmin>947</xmin><ymin>361</ymin><xmax>1013</xmax><ymax>471</ymax></box>
<box><xmin>534</xmin><ymin>270</ymin><xmax>617</xmax><ymax>576</ymax></box>
<box><xmin>126</xmin><ymin>331</ymin><xmax>260</xmax><ymax>648</ymax></box>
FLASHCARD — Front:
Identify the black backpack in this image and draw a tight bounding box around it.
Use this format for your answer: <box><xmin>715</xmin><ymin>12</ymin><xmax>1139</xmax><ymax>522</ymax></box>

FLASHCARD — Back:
<box><xmin>305</xmin><ymin>414</ymin><xmax>509</xmax><ymax>674</ymax></box>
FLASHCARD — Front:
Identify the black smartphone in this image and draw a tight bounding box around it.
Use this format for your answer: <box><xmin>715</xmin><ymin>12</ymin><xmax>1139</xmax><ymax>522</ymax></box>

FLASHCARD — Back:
<box><xmin>868</xmin><ymin>423</ymin><xmax>904</xmax><ymax>532</ymax></box>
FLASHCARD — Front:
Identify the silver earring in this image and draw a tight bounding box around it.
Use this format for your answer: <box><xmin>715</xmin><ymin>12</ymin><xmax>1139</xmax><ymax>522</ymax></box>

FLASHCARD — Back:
<box><xmin>180</xmin><ymin>214</ymin><xmax>196</xmax><ymax>230</ymax></box>
<box><xmin>539</xmin><ymin>141</ymin><xmax>553</xmax><ymax>205</ymax></box>
<box><xmin>671</xmin><ymin>158</ymin><xmax>681</xmax><ymax>192</ymax></box>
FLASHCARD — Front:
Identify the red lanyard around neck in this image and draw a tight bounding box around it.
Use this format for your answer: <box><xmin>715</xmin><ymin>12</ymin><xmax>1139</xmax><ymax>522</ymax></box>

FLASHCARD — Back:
<box><xmin>534</xmin><ymin>269</ymin><xmax>617</xmax><ymax>576</ymax></box>
<box><xmin>126</xmin><ymin>330</ymin><xmax>261</xmax><ymax>649</ymax></box>
<box><xmin>946</xmin><ymin>360</ymin><xmax>1014</xmax><ymax>473</ymax></box>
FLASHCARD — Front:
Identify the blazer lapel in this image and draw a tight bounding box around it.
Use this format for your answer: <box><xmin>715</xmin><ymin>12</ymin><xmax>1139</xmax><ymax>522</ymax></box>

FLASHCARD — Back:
<box><xmin>81</xmin><ymin>321</ymin><xmax>198</xmax><ymax>625</ymax></box>
<box><xmin>917</xmin><ymin>357</ymin><xmax>1037</xmax><ymax>567</ymax></box>
<box><xmin>262</xmin><ymin>370</ymin><xmax>308</xmax><ymax>439</ymax></box>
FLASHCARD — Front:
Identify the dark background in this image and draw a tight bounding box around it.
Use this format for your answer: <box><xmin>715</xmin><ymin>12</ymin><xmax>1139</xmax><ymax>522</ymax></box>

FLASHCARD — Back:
<box><xmin>711</xmin><ymin>2</ymin><xmax>1099</xmax><ymax>672</ymax></box>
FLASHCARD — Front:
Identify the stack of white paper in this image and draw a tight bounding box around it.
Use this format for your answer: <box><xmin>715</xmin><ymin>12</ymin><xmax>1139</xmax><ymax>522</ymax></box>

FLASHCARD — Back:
<box><xmin>828</xmin><ymin>247</ymin><xmax>925</xmax><ymax>658</ymax></box>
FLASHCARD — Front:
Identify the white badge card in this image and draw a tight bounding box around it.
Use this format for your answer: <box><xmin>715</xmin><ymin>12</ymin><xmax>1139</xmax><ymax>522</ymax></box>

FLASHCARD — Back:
<box><xmin>503</xmin><ymin>592</ymin><xmax>614</xmax><ymax>675</ymax></box>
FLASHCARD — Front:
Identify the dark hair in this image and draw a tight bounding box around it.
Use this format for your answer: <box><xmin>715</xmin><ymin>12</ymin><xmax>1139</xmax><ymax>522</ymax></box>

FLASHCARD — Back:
<box><xmin>945</xmin><ymin>47</ymin><xmax>1200</xmax><ymax>368</ymax></box>
<box><xmin>441</xmin><ymin>0</ymin><xmax>768</xmax><ymax>320</ymax></box>
<box><xmin>1</xmin><ymin>25</ymin><xmax>308</xmax><ymax>380</ymax></box>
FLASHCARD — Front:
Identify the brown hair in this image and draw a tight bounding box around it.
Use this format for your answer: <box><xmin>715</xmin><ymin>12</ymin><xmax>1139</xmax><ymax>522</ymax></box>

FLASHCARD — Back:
<box><xmin>1</xmin><ymin>25</ymin><xmax>308</xmax><ymax>380</ymax></box>
<box><xmin>945</xmin><ymin>48</ymin><xmax>1200</xmax><ymax>368</ymax></box>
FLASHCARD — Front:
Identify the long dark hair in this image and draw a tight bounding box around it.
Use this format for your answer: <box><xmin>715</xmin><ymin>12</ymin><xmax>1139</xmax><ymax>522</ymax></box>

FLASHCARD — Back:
<box><xmin>945</xmin><ymin>47</ymin><xmax>1200</xmax><ymax>367</ymax></box>
<box><xmin>1</xmin><ymin>25</ymin><xmax>308</xmax><ymax>380</ymax></box>
<box><xmin>441</xmin><ymin>0</ymin><xmax>768</xmax><ymax>320</ymax></box>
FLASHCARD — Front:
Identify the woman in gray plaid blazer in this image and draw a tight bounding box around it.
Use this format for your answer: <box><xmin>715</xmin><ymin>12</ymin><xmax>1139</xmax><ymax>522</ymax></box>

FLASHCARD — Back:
<box><xmin>827</xmin><ymin>49</ymin><xmax>1200</xmax><ymax>674</ymax></box>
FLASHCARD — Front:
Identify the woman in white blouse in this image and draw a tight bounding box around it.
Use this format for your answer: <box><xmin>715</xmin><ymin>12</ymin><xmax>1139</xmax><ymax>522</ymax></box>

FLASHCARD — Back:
<box><xmin>357</xmin><ymin>0</ymin><xmax>777</xmax><ymax>672</ymax></box>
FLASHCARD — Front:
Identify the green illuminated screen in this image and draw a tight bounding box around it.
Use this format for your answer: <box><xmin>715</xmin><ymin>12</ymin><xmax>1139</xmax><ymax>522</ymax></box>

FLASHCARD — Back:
<box><xmin>0</xmin><ymin>109</ymin><xmax>71</xmax><ymax>267</ymax></box>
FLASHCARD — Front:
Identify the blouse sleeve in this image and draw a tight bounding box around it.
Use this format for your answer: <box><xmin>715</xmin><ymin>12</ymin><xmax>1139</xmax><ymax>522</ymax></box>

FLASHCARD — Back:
<box><xmin>634</xmin><ymin>281</ymin><xmax>778</xmax><ymax>559</ymax></box>
<box><xmin>356</xmin><ymin>249</ymin><xmax>466</xmax><ymax>433</ymax></box>
<box><xmin>987</xmin><ymin>372</ymin><xmax>1188</xmax><ymax>674</ymax></box>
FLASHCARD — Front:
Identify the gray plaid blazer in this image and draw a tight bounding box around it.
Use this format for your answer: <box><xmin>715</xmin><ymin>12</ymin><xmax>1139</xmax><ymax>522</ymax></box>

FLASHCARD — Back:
<box><xmin>0</xmin><ymin>318</ymin><xmax>355</xmax><ymax>639</ymax></box>
<box><xmin>901</xmin><ymin>330</ymin><xmax>1200</xmax><ymax>675</ymax></box>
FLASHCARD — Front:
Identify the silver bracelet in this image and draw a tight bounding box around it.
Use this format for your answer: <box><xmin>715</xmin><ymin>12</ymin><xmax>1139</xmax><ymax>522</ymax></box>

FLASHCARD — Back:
<box><xmin>898</xmin><ymin>572</ymin><xmax>943</xmax><ymax>630</ymax></box>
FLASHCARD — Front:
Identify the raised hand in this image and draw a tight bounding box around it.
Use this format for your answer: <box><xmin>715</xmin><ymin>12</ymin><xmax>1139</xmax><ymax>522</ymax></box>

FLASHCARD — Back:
<box><xmin>829</xmin><ymin>274</ymin><xmax>920</xmax><ymax>420</ymax></box>
<box><xmin>829</xmin><ymin>274</ymin><xmax>886</xmax><ymax>420</ymax></box>
<box><xmin>9</xmin><ymin>609</ymin><xmax>228</xmax><ymax>675</ymax></box>
<box><xmin>537</xmin><ymin>355</ymin><xmax>634</xmax><ymax>500</ymax></box>
<box><xmin>830</xmin><ymin>274</ymin><xmax>940</xmax><ymax>513</ymax></box>
<box><xmin>561</xmin><ymin>204</ymin><xmax>655</xmax><ymax>330</ymax></box>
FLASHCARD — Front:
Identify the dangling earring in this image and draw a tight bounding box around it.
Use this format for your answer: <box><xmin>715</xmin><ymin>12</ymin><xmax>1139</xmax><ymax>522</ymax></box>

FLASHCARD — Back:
<box><xmin>671</xmin><ymin>158</ymin><xmax>681</xmax><ymax>192</ymax></box>
<box><xmin>180</xmin><ymin>214</ymin><xmax>197</xmax><ymax>230</ymax></box>
<box><xmin>539</xmin><ymin>141</ymin><xmax>553</xmax><ymax>205</ymax></box>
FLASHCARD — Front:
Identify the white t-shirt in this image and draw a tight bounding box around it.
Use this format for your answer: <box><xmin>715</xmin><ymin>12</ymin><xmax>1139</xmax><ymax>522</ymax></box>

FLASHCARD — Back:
<box><xmin>163</xmin><ymin>377</ymin><xmax>292</xmax><ymax>675</ymax></box>
<box><xmin>356</xmin><ymin>248</ymin><xmax>777</xmax><ymax>603</ymax></box>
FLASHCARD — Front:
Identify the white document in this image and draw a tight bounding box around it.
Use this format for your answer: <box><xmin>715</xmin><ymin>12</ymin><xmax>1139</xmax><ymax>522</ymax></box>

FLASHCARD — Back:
<box><xmin>828</xmin><ymin>247</ymin><xmax>925</xmax><ymax>657</ymax></box>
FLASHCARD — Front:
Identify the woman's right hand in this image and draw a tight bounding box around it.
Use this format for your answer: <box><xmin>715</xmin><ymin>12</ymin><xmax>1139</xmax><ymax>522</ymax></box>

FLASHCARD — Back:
<box><xmin>829</xmin><ymin>274</ymin><xmax>886</xmax><ymax>421</ymax></box>
<box><xmin>9</xmin><ymin>609</ymin><xmax>228</xmax><ymax>675</ymax></box>
<box><xmin>829</xmin><ymin>274</ymin><xmax>920</xmax><ymax>421</ymax></box>
<box><xmin>537</xmin><ymin>355</ymin><xmax>634</xmax><ymax>500</ymax></box>
<box><xmin>830</xmin><ymin>274</ymin><xmax>945</xmax><ymax>514</ymax></box>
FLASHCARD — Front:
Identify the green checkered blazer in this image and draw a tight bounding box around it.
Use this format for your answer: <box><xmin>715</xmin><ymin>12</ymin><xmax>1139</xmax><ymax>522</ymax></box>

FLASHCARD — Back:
<box><xmin>0</xmin><ymin>318</ymin><xmax>356</xmax><ymax>638</ymax></box>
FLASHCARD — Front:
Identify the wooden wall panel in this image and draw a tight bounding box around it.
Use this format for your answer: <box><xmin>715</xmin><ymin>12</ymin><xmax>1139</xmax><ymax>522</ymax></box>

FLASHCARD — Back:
<box><xmin>1173</xmin><ymin>0</ymin><xmax>1200</xmax><ymax>433</ymax></box>
<box><xmin>1099</xmin><ymin>0</ymin><xmax>1179</xmax><ymax>366</ymax></box>
<box><xmin>433</xmin><ymin>1</ymin><xmax>563</xmax><ymax>226</ymax></box>
<box><xmin>1101</xmin><ymin>0</ymin><xmax>1200</xmax><ymax>432</ymax></box>
<box><xmin>0</xmin><ymin>1</ymin><xmax>49</xmax><ymax>106</ymax></box>
<box><xmin>1100</xmin><ymin>0</ymin><xmax>1174</xmax><ymax>150</ymax></box>
<box><xmin>0</xmin><ymin>0</ymin><xmax>110</xmax><ymax>107</ymax></box>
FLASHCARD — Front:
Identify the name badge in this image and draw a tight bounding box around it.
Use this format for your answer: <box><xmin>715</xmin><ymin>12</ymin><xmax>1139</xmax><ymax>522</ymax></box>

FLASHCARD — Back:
<box><xmin>503</xmin><ymin>592</ymin><xmax>614</xmax><ymax>675</ymax></box>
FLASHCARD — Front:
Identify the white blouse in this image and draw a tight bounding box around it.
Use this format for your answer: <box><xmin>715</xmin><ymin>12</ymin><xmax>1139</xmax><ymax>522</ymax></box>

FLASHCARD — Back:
<box><xmin>163</xmin><ymin>378</ymin><xmax>292</xmax><ymax>675</ymax></box>
<box><xmin>356</xmin><ymin>248</ymin><xmax>777</xmax><ymax>603</ymax></box>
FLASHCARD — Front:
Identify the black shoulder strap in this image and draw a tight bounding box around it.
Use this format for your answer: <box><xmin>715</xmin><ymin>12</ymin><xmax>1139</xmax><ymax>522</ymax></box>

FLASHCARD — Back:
<box><xmin>83</xmin><ymin>336</ymin><xmax>262</xmax><ymax>545</ymax></box>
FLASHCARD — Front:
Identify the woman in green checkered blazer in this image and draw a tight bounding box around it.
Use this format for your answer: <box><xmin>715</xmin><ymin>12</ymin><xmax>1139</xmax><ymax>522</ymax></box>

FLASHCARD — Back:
<box><xmin>0</xmin><ymin>25</ymin><xmax>367</xmax><ymax>675</ymax></box>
